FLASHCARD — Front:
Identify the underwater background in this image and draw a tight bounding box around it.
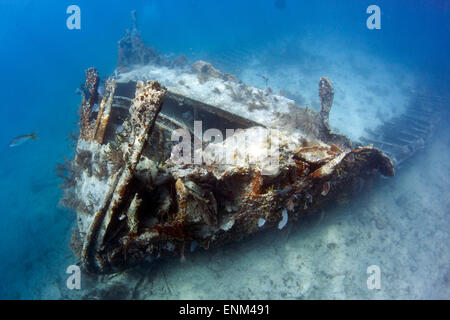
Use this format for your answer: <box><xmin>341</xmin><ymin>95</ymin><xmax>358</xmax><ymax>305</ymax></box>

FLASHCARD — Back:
<box><xmin>0</xmin><ymin>0</ymin><xmax>448</xmax><ymax>299</ymax></box>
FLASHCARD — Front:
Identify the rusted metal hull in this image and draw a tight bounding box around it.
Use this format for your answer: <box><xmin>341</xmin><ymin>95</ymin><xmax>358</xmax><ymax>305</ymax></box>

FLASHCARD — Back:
<box><xmin>60</xmin><ymin>15</ymin><xmax>395</xmax><ymax>274</ymax></box>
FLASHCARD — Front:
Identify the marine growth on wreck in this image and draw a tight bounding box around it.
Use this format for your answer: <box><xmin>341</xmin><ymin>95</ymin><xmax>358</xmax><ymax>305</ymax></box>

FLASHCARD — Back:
<box><xmin>61</xmin><ymin>12</ymin><xmax>396</xmax><ymax>274</ymax></box>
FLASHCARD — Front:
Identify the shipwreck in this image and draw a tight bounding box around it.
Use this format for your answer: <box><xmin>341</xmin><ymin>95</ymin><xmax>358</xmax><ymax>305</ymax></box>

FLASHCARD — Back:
<box><xmin>59</xmin><ymin>12</ymin><xmax>433</xmax><ymax>274</ymax></box>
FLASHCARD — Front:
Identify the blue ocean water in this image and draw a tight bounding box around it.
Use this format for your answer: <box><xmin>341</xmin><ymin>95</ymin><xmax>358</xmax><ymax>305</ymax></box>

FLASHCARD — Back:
<box><xmin>0</xmin><ymin>0</ymin><xmax>448</xmax><ymax>299</ymax></box>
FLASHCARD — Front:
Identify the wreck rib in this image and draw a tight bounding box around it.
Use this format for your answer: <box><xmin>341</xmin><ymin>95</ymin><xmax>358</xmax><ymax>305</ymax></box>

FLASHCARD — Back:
<box><xmin>81</xmin><ymin>80</ymin><xmax>167</xmax><ymax>273</ymax></box>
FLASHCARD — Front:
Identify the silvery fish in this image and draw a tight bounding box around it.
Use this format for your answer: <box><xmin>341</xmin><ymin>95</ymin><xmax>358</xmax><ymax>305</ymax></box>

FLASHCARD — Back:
<box><xmin>9</xmin><ymin>132</ymin><xmax>39</xmax><ymax>147</ymax></box>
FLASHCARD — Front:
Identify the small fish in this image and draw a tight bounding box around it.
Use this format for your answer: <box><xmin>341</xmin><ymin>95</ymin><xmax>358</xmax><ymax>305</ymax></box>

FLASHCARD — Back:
<box><xmin>9</xmin><ymin>132</ymin><xmax>39</xmax><ymax>147</ymax></box>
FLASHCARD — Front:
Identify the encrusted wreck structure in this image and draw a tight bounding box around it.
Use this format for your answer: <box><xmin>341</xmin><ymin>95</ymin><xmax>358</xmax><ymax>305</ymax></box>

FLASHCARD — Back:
<box><xmin>60</xmin><ymin>12</ymin><xmax>401</xmax><ymax>274</ymax></box>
